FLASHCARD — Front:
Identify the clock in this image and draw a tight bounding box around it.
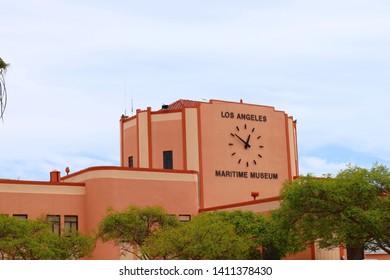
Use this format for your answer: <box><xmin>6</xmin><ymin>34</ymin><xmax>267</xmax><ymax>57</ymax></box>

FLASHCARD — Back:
<box><xmin>228</xmin><ymin>123</ymin><xmax>264</xmax><ymax>167</ymax></box>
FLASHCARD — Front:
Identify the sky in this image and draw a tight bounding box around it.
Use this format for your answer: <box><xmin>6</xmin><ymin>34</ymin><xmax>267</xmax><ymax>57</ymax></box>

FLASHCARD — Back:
<box><xmin>1</xmin><ymin>0</ymin><xmax>390</xmax><ymax>181</ymax></box>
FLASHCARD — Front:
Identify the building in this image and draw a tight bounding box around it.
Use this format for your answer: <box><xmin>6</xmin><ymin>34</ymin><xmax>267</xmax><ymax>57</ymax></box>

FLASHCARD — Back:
<box><xmin>0</xmin><ymin>99</ymin><xmax>361</xmax><ymax>259</ymax></box>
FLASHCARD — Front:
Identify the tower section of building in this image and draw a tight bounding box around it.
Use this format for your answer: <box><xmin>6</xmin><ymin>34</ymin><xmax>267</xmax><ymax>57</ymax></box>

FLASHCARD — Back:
<box><xmin>120</xmin><ymin>99</ymin><xmax>299</xmax><ymax>210</ymax></box>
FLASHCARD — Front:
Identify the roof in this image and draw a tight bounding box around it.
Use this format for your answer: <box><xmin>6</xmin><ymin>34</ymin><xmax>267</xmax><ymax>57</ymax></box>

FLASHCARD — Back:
<box><xmin>160</xmin><ymin>99</ymin><xmax>202</xmax><ymax>111</ymax></box>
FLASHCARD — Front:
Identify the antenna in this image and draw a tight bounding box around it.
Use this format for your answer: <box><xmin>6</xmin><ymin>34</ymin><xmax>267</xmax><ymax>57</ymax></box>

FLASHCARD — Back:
<box><xmin>131</xmin><ymin>93</ymin><xmax>134</xmax><ymax>116</ymax></box>
<box><xmin>123</xmin><ymin>81</ymin><xmax>134</xmax><ymax>117</ymax></box>
<box><xmin>124</xmin><ymin>82</ymin><xmax>127</xmax><ymax>116</ymax></box>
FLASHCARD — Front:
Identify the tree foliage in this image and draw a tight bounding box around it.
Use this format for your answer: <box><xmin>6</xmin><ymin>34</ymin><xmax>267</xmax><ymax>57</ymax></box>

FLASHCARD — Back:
<box><xmin>97</xmin><ymin>205</ymin><xmax>179</xmax><ymax>259</ymax></box>
<box><xmin>97</xmin><ymin>205</ymin><xmax>303</xmax><ymax>260</ymax></box>
<box><xmin>266</xmin><ymin>209</ymin><xmax>307</xmax><ymax>259</ymax></box>
<box><xmin>0</xmin><ymin>214</ymin><xmax>95</xmax><ymax>260</ymax></box>
<box><xmin>0</xmin><ymin>57</ymin><xmax>9</xmax><ymax>121</ymax></box>
<box><xmin>273</xmin><ymin>163</ymin><xmax>390</xmax><ymax>259</ymax></box>
<box><xmin>144</xmin><ymin>211</ymin><xmax>266</xmax><ymax>260</ymax></box>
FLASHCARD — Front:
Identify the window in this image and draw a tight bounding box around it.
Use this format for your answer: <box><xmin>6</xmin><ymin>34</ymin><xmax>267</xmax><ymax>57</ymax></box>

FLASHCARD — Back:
<box><xmin>178</xmin><ymin>214</ymin><xmax>191</xmax><ymax>223</ymax></box>
<box><xmin>46</xmin><ymin>215</ymin><xmax>61</xmax><ymax>235</ymax></box>
<box><xmin>13</xmin><ymin>214</ymin><xmax>28</xmax><ymax>220</ymax></box>
<box><xmin>128</xmin><ymin>156</ymin><xmax>134</xmax><ymax>168</ymax></box>
<box><xmin>64</xmin><ymin>215</ymin><xmax>78</xmax><ymax>236</ymax></box>
<box><xmin>163</xmin><ymin>150</ymin><xmax>173</xmax><ymax>169</ymax></box>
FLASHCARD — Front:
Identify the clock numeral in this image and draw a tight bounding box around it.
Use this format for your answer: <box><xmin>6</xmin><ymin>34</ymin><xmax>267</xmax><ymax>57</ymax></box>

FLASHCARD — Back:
<box><xmin>236</xmin><ymin>126</ymin><xmax>240</xmax><ymax>131</ymax></box>
<box><xmin>259</xmin><ymin>145</ymin><xmax>264</xmax><ymax>148</ymax></box>
<box><xmin>258</xmin><ymin>154</ymin><xmax>263</xmax><ymax>158</ymax></box>
<box><xmin>252</xmin><ymin>128</ymin><xmax>255</xmax><ymax>132</ymax></box>
<box><xmin>238</xmin><ymin>159</ymin><xmax>241</xmax><ymax>164</ymax></box>
<box><xmin>229</xmin><ymin>143</ymin><xmax>233</xmax><ymax>146</ymax></box>
<box><xmin>231</xmin><ymin>133</ymin><xmax>235</xmax><ymax>137</ymax></box>
<box><xmin>246</xmin><ymin>161</ymin><xmax>249</xmax><ymax>167</ymax></box>
<box><xmin>253</xmin><ymin>160</ymin><xmax>257</xmax><ymax>165</ymax></box>
<box><xmin>257</xmin><ymin>136</ymin><xmax>261</xmax><ymax>139</ymax></box>
<box><xmin>231</xmin><ymin>152</ymin><xmax>236</xmax><ymax>156</ymax></box>
<box><xmin>244</xmin><ymin>124</ymin><xmax>247</xmax><ymax>129</ymax></box>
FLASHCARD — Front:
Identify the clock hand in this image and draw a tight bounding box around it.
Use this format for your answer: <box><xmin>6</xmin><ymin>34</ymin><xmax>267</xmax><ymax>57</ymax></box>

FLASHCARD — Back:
<box><xmin>234</xmin><ymin>133</ymin><xmax>247</xmax><ymax>146</ymax></box>
<box><xmin>234</xmin><ymin>133</ymin><xmax>252</xmax><ymax>149</ymax></box>
<box><xmin>245</xmin><ymin>134</ymin><xmax>251</xmax><ymax>149</ymax></box>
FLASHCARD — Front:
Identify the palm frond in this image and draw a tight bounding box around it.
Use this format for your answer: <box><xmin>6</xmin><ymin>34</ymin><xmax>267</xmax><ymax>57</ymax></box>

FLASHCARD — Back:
<box><xmin>0</xmin><ymin>57</ymin><xmax>9</xmax><ymax>120</ymax></box>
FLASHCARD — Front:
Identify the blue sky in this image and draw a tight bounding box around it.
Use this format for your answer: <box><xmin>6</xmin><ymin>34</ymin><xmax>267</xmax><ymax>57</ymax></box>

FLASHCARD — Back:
<box><xmin>1</xmin><ymin>0</ymin><xmax>389</xmax><ymax>180</ymax></box>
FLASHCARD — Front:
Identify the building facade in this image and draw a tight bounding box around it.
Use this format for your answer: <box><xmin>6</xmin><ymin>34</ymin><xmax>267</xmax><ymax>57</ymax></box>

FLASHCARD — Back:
<box><xmin>0</xmin><ymin>99</ymin><xmax>361</xmax><ymax>260</ymax></box>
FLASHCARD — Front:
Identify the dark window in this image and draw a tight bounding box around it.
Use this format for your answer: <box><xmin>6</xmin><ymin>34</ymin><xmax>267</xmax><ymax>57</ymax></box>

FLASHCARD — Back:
<box><xmin>178</xmin><ymin>214</ymin><xmax>191</xmax><ymax>222</ymax></box>
<box><xmin>64</xmin><ymin>216</ymin><xmax>78</xmax><ymax>236</ymax></box>
<box><xmin>47</xmin><ymin>215</ymin><xmax>61</xmax><ymax>235</ymax></box>
<box><xmin>128</xmin><ymin>156</ymin><xmax>134</xmax><ymax>168</ymax></box>
<box><xmin>163</xmin><ymin>150</ymin><xmax>173</xmax><ymax>169</ymax></box>
<box><xmin>13</xmin><ymin>214</ymin><xmax>28</xmax><ymax>220</ymax></box>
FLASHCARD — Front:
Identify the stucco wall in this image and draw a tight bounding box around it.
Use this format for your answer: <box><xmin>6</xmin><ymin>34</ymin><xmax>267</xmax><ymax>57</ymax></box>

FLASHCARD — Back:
<box><xmin>62</xmin><ymin>167</ymin><xmax>199</xmax><ymax>259</ymax></box>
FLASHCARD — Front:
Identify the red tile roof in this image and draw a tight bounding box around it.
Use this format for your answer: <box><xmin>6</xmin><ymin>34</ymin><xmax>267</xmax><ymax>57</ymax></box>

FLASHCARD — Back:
<box><xmin>161</xmin><ymin>99</ymin><xmax>202</xmax><ymax>111</ymax></box>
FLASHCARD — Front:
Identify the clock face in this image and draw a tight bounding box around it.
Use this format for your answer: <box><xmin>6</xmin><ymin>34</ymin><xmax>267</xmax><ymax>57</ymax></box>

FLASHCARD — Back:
<box><xmin>229</xmin><ymin>123</ymin><xmax>264</xmax><ymax>167</ymax></box>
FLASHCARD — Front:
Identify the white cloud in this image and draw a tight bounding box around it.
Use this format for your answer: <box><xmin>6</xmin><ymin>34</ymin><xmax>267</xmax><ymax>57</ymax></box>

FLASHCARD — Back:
<box><xmin>2</xmin><ymin>153</ymin><xmax>117</xmax><ymax>181</ymax></box>
<box><xmin>5</xmin><ymin>0</ymin><xmax>390</xmax><ymax>63</ymax></box>
<box><xmin>1</xmin><ymin>0</ymin><xmax>390</xmax><ymax>180</ymax></box>
<box><xmin>299</xmin><ymin>156</ymin><xmax>348</xmax><ymax>177</ymax></box>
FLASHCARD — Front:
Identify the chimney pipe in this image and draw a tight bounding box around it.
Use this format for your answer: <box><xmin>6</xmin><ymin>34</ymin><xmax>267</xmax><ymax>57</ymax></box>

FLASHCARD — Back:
<box><xmin>50</xmin><ymin>170</ymin><xmax>61</xmax><ymax>183</ymax></box>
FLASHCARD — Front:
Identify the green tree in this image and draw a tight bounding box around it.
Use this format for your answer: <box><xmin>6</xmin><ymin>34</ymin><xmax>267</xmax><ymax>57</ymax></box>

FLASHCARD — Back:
<box><xmin>264</xmin><ymin>210</ymin><xmax>307</xmax><ymax>259</ymax></box>
<box><xmin>0</xmin><ymin>214</ymin><xmax>95</xmax><ymax>260</ymax></box>
<box><xmin>273</xmin><ymin>163</ymin><xmax>390</xmax><ymax>259</ymax></box>
<box><xmin>145</xmin><ymin>210</ymin><xmax>270</xmax><ymax>260</ymax></box>
<box><xmin>97</xmin><ymin>205</ymin><xmax>179</xmax><ymax>259</ymax></box>
<box><xmin>0</xmin><ymin>57</ymin><xmax>9</xmax><ymax>120</ymax></box>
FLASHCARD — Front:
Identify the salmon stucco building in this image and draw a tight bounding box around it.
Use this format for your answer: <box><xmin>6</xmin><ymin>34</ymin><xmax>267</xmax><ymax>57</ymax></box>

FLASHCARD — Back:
<box><xmin>1</xmin><ymin>99</ymin><xmax>382</xmax><ymax>260</ymax></box>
